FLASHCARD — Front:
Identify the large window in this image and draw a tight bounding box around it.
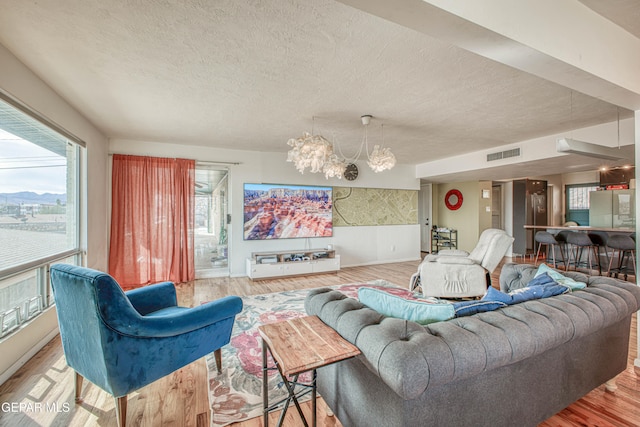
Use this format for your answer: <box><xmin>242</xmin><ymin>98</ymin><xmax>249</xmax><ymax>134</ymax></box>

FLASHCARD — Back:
<box><xmin>0</xmin><ymin>96</ymin><xmax>83</xmax><ymax>337</ymax></box>
<box><xmin>565</xmin><ymin>183</ymin><xmax>600</xmax><ymax>226</ymax></box>
<box><xmin>567</xmin><ymin>185</ymin><xmax>600</xmax><ymax>210</ymax></box>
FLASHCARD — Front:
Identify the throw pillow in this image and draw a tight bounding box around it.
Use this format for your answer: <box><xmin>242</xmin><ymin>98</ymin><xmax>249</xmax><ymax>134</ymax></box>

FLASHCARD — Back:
<box><xmin>535</xmin><ymin>263</ymin><xmax>587</xmax><ymax>290</ymax></box>
<box><xmin>452</xmin><ymin>299</ymin><xmax>507</xmax><ymax>317</ymax></box>
<box><xmin>357</xmin><ymin>287</ymin><xmax>455</xmax><ymax>325</ymax></box>
<box><xmin>485</xmin><ymin>274</ymin><xmax>569</xmax><ymax>305</ymax></box>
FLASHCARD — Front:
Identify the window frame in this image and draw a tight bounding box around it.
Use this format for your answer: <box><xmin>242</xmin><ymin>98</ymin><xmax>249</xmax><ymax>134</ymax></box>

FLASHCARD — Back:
<box><xmin>565</xmin><ymin>182</ymin><xmax>600</xmax><ymax>226</ymax></box>
<box><xmin>0</xmin><ymin>90</ymin><xmax>85</xmax><ymax>338</ymax></box>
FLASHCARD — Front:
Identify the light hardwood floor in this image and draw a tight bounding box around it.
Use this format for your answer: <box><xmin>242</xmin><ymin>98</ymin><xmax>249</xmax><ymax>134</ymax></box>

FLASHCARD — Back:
<box><xmin>0</xmin><ymin>258</ymin><xmax>638</xmax><ymax>427</ymax></box>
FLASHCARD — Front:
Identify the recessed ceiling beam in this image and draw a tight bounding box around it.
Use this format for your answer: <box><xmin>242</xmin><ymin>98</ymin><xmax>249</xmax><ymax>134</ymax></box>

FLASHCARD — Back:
<box><xmin>336</xmin><ymin>0</ymin><xmax>640</xmax><ymax>109</ymax></box>
<box><xmin>556</xmin><ymin>138</ymin><xmax>631</xmax><ymax>161</ymax></box>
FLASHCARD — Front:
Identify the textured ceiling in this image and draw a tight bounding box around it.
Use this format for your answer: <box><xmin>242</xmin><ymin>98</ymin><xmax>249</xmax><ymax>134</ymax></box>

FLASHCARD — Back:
<box><xmin>0</xmin><ymin>0</ymin><xmax>635</xmax><ymax>171</ymax></box>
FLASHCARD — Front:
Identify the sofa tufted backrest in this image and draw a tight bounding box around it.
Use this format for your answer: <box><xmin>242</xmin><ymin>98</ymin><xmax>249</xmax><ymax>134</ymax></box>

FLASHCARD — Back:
<box><xmin>305</xmin><ymin>277</ymin><xmax>640</xmax><ymax>400</ymax></box>
<box><xmin>498</xmin><ymin>262</ymin><xmax>626</xmax><ymax>292</ymax></box>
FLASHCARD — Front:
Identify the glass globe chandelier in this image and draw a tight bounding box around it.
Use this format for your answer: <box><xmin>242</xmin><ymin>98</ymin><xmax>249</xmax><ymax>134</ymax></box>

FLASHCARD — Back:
<box><xmin>286</xmin><ymin>115</ymin><xmax>396</xmax><ymax>179</ymax></box>
<box><xmin>286</xmin><ymin>132</ymin><xmax>334</xmax><ymax>174</ymax></box>
<box><xmin>361</xmin><ymin>117</ymin><xmax>396</xmax><ymax>173</ymax></box>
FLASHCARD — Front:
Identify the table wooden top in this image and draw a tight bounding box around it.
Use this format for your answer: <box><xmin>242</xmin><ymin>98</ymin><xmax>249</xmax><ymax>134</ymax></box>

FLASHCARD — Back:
<box><xmin>258</xmin><ymin>315</ymin><xmax>361</xmax><ymax>377</ymax></box>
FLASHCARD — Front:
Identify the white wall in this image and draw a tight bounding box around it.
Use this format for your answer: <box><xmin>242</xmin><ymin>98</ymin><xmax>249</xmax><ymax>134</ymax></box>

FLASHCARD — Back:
<box><xmin>416</xmin><ymin>118</ymin><xmax>634</xmax><ymax>180</ymax></box>
<box><xmin>0</xmin><ymin>44</ymin><xmax>108</xmax><ymax>383</ymax></box>
<box><xmin>109</xmin><ymin>139</ymin><xmax>421</xmax><ymax>275</ymax></box>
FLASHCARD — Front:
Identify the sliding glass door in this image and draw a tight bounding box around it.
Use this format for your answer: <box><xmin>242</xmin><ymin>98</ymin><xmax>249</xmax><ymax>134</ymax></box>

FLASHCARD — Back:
<box><xmin>194</xmin><ymin>166</ymin><xmax>229</xmax><ymax>278</ymax></box>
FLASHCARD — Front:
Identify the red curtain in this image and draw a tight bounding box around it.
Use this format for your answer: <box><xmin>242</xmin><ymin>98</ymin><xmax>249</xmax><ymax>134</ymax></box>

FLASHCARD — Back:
<box><xmin>109</xmin><ymin>154</ymin><xmax>195</xmax><ymax>288</ymax></box>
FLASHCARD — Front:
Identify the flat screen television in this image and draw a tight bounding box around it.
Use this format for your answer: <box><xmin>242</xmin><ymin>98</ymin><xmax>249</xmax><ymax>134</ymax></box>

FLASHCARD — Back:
<box><xmin>243</xmin><ymin>183</ymin><xmax>333</xmax><ymax>240</ymax></box>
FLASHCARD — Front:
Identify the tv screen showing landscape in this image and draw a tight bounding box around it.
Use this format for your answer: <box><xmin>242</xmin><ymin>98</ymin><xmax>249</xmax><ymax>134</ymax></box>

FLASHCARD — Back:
<box><xmin>243</xmin><ymin>183</ymin><xmax>333</xmax><ymax>240</ymax></box>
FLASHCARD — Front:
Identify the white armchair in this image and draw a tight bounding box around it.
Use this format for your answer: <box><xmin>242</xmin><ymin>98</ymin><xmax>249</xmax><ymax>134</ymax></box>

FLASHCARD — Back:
<box><xmin>411</xmin><ymin>228</ymin><xmax>514</xmax><ymax>298</ymax></box>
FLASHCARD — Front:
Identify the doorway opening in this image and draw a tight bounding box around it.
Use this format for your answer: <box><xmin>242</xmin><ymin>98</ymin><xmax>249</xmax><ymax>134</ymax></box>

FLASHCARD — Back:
<box><xmin>419</xmin><ymin>183</ymin><xmax>432</xmax><ymax>253</ymax></box>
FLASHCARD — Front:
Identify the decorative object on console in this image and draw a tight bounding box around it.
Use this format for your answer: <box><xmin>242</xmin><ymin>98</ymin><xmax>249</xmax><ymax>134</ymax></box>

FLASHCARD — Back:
<box><xmin>444</xmin><ymin>189</ymin><xmax>463</xmax><ymax>210</ymax></box>
<box><xmin>286</xmin><ymin>115</ymin><xmax>396</xmax><ymax>179</ymax></box>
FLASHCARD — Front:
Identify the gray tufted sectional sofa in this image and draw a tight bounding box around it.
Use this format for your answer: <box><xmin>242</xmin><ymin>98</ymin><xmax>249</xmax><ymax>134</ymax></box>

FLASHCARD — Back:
<box><xmin>304</xmin><ymin>263</ymin><xmax>640</xmax><ymax>427</ymax></box>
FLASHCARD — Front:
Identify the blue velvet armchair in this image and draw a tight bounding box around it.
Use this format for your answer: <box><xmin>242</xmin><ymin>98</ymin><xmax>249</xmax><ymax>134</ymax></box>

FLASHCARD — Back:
<box><xmin>49</xmin><ymin>264</ymin><xmax>243</xmax><ymax>427</ymax></box>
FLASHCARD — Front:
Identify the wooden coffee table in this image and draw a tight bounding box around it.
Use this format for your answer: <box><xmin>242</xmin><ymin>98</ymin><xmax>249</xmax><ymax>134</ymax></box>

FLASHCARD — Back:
<box><xmin>258</xmin><ymin>315</ymin><xmax>361</xmax><ymax>427</ymax></box>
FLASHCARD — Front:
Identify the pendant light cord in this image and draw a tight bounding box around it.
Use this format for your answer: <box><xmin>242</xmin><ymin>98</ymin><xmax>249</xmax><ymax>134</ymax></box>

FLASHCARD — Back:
<box><xmin>617</xmin><ymin>108</ymin><xmax>620</xmax><ymax>149</ymax></box>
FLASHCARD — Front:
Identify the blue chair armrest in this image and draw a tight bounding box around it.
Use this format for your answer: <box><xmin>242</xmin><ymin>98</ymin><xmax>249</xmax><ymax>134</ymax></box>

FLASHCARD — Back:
<box><xmin>109</xmin><ymin>295</ymin><xmax>243</xmax><ymax>338</ymax></box>
<box><xmin>125</xmin><ymin>281</ymin><xmax>177</xmax><ymax>315</ymax></box>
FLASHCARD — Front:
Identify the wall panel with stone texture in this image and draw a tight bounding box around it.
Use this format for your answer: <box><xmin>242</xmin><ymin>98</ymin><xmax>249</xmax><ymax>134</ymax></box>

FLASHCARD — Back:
<box><xmin>333</xmin><ymin>187</ymin><xmax>418</xmax><ymax>226</ymax></box>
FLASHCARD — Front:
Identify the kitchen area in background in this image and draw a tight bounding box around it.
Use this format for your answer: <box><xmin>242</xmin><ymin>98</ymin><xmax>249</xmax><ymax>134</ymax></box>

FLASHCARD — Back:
<box><xmin>589</xmin><ymin>167</ymin><xmax>635</xmax><ymax>229</ymax></box>
<box><xmin>510</xmin><ymin>166</ymin><xmax>635</xmax><ymax>260</ymax></box>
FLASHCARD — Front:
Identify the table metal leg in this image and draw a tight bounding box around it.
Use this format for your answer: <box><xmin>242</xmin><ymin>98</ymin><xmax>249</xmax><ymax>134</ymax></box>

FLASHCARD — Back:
<box><xmin>262</xmin><ymin>340</ymin><xmax>318</xmax><ymax>427</ymax></box>
<box><xmin>276</xmin><ymin>373</ymin><xmax>299</xmax><ymax>427</ymax></box>
<box><xmin>277</xmin><ymin>367</ymin><xmax>308</xmax><ymax>427</ymax></box>
<box><xmin>312</xmin><ymin>369</ymin><xmax>317</xmax><ymax>427</ymax></box>
<box><xmin>262</xmin><ymin>339</ymin><xmax>269</xmax><ymax>427</ymax></box>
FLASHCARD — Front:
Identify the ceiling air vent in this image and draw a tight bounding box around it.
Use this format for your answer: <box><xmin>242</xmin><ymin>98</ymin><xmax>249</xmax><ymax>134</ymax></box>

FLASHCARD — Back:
<box><xmin>487</xmin><ymin>148</ymin><xmax>521</xmax><ymax>162</ymax></box>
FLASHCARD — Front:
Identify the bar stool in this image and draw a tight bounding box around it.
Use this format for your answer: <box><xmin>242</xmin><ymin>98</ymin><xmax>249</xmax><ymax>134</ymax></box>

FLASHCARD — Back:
<box><xmin>606</xmin><ymin>233</ymin><xmax>636</xmax><ymax>281</ymax></box>
<box><xmin>587</xmin><ymin>230</ymin><xmax>609</xmax><ymax>275</ymax></box>
<box><xmin>534</xmin><ymin>231</ymin><xmax>565</xmax><ymax>268</ymax></box>
<box><xmin>554</xmin><ymin>230</ymin><xmax>573</xmax><ymax>269</ymax></box>
<box><xmin>566</xmin><ymin>232</ymin><xmax>601</xmax><ymax>274</ymax></box>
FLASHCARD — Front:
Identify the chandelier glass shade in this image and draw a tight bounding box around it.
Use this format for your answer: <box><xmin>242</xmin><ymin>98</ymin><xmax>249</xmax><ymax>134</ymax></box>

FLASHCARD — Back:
<box><xmin>367</xmin><ymin>145</ymin><xmax>396</xmax><ymax>172</ymax></box>
<box><xmin>286</xmin><ymin>115</ymin><xmax>396</xmax><ymax>179</ymax></box>
<box><xmin>322</xmin><ymin>154</ymin><xmax>347</xmax><ymax>179</ymax></box>
<box><xmin>286</xmin><ymin>132</ymin><xmax>333</xmax><ymax>174</ymax></box>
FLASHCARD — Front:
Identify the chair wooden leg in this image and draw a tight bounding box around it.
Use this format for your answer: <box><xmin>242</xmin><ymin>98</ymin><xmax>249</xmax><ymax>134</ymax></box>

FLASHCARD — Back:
<box><xmin>572</xmin><ymin>246</ymin><xmax>580</xmax><ymax>271</ymax></box>
<box><xmin>535</xmin><ymin>243</ymin><xmax>542</xmax><ymax>266</ymax></box>
<box><xmin>215</xmin><ymin>348</ymin><xmax>222</xmax><ymax>374</ymax></box>
<box><xmin>607</xmin><ymin>249</ymin><xmax>617</xmax><ymax>276</ymax></box>
<box><xmin>594</xmin><ymin>246</ymin><xmax>601</xmax><ymax>275</ymax></box>
<box><xmin>558</xmin><ymin>244</ymin><xmax>567</xmax><ymax>269</ymax></box>
<box><xmin>617</xmin><ymin>250</ymin><xmax>625</xmax><ymax>277</ymax></box>
<box><xmin>74</xmin><ymin>372</ymin><xmax>83</xmax><ymax>403</ymax></box>
<box><xmin>115</xmin><ymin>395</ymin><xmax>127</xmax><ymax>427</ymax></box>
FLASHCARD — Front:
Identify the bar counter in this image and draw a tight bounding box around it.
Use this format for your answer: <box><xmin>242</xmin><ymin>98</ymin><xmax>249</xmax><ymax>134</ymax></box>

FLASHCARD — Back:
<box><xmin>524</xmin><ymin>225</ymin><xmax>635</xmax><ymax>233</ymax></box>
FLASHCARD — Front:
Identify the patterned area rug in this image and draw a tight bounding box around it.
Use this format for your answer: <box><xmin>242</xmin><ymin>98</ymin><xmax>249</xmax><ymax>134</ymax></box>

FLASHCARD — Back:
<box><xmin>206</xmin><ymin>279</ymin><xmax>410</xmax><ymax>426</ymax></box>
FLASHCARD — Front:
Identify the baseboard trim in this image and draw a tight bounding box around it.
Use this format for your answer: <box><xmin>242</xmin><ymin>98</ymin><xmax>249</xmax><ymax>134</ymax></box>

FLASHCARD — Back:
<box><xmin>342</xmin><ymin>257</ymin><xmax>421</xmax><ymax>268</ymax></box>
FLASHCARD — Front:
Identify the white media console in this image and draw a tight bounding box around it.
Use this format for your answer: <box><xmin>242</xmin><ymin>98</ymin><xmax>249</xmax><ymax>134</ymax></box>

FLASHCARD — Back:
<box><xmin>246</xmin><ymin>248</ymin><xmax>340</xmax><ymax>280</ymax></box>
